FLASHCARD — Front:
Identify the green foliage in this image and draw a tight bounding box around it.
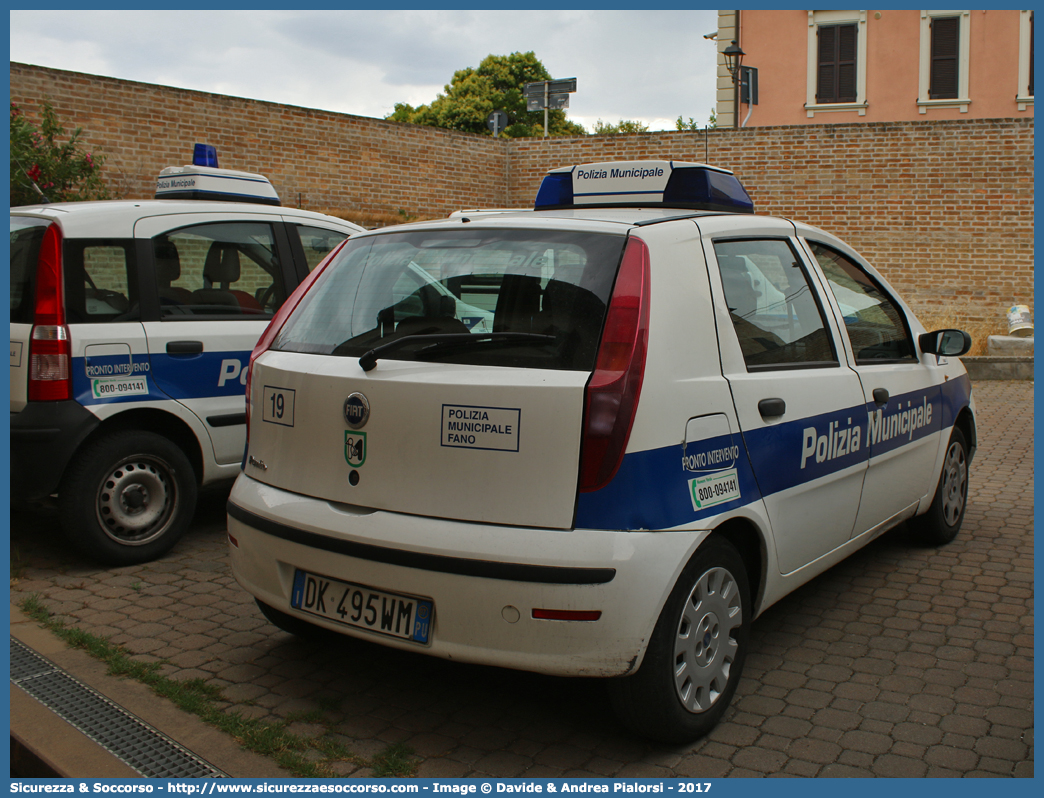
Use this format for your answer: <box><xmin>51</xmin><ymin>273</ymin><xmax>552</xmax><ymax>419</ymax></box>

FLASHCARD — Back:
<box><xmin>592</xmin><ymin>119</ymin><xmax>650</xmax><ymax>135</ymax></box>
<box><xmin>386</xmin><ymin>52</ymin><xmax>585</xmax><ymax>138</ymax></box>
<box><xmin>676</xmin><ymin>108</ymin><xmax>717</xmax><ymax>131</ymax></box>
<box><xmin>371</xmin><ymin>743</ymin><xmax>416</xmax><ymax>777</ymax></box>
<box><xmin>10</xmin><ymin>100</ymin><xmax>109</xmax><ymax>206</ymax></box>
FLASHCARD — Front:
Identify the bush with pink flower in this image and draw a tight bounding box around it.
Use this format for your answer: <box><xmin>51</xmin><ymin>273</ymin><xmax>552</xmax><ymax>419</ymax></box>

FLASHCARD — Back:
<box><xmin>10</xmin><ymin>100</ymin><xmax>110</xmax><ymax>206</ymax></box>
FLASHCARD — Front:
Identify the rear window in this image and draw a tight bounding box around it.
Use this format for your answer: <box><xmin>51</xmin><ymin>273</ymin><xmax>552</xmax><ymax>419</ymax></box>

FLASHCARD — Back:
<box><xmin>65</xmin><ymin>239</ymin><xmax>137</xmax><ymax>323</ymax></box>
<box><xmin>10</xmin><ymin>216</ymin><xmax>49</xmax><ymax>324</ymax></box>
<box><xmin>273</xmin><ymin>228</ymin><xmax>626</xmax><ymax>371</ymax></box>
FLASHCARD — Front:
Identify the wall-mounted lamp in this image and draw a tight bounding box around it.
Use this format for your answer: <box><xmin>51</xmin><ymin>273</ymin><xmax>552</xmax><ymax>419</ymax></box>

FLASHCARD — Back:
<box><xmin>723</xmin><ymin>40</ymin><xmax>746</xmax><ymax>83</ymax></box>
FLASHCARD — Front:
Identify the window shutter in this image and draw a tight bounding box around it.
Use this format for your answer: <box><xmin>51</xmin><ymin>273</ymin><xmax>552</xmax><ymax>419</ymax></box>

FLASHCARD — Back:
<box><xmin>930</xmin><ymin>17</ymin><xmax>960</xmax><ymax>99</ymax></box>
<box><xmin>816</xmin><ymin>23</ymin><xmax>858</xmax><ymax>104</ymax></box>
<box><xmin>837</xmin><ymin>24</ymin><xmax>858</xmax><ymax>103</ymax></box>
<box><xmin>817</xmin><ymin>25</ymin><xmax>836</xmax><ymax>103</ymax></box>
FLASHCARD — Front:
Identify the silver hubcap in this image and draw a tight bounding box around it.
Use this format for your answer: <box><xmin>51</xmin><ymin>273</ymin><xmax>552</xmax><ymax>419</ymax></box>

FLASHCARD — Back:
<box><xmin>673</xmin><ymin>566</ymin><xmax>742</xmax><ymax>714</ymax></box>
<box><xmin>940</xmin><ymin>440</ymin><xmax>967</xmax><ymax>526</ymax></box>
<box><xmin>96</xmin><ymin>456</ymin><xmax>176</xmax><ymax>546</ymax></box>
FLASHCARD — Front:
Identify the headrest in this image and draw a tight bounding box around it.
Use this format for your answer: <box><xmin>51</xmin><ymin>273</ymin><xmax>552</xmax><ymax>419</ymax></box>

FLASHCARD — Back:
<box><xmin>204</xmin><ymin>242</ymin><xmax>241</xmax><ymax>284</ymax></box>
<box><xmin>154</xmin><ymin>240</ymin><xmax>181</xmax><ymax>283</ymax></box>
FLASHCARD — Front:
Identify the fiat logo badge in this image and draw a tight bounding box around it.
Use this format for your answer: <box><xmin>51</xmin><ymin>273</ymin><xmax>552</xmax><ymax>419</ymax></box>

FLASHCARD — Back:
<box><xmin>343</xmin><ymin>393</ymin><xmax>370</xmax><ymax>429</ymax></box>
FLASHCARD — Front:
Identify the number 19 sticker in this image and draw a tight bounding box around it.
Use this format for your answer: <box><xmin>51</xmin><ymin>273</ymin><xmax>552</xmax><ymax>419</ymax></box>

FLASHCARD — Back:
<box><xmin>262</xmin><ymin>386</ymin><xmax>295</xmax><ymax>427</ymax></box>
<box><xmin>689</xmin><ymin>467</ymin><xmax>741</xmax><ymax>511</ymax></box>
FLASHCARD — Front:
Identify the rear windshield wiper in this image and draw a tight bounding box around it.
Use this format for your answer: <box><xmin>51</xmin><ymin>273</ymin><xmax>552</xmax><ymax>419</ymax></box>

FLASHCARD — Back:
<box><xmin>359</xmin><ymin>332</ymin><xmax>554</xmax><ymax>372</ymax></box>
<box><xmin>417</xmin><ymin>333</ymin><xmax>555</xmax><ymax>359</ymax></box>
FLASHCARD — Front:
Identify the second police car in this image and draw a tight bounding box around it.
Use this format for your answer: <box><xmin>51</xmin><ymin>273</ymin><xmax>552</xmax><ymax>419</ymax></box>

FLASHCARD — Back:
<box><xmin>10</xmin><ymin>145</ymin><xmax>364</xmax><ymax>565</ymax></box>
<box><xmin>227</xmin><ymin>161</ymin><xmax>975</xmax><ymax>741</ymax></box>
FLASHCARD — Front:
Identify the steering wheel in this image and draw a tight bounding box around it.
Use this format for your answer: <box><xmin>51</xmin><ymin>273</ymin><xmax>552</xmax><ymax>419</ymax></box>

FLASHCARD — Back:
<box><xmin>258</xmin><ymin>284</ymin><xmax>278</xmax><ymax>312</ymax></box>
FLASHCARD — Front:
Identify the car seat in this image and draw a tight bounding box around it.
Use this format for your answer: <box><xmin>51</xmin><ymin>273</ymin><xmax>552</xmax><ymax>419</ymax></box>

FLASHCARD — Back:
<box><xmin>192</xmin><ymin>242</ymin><xmax>263</xmax><ymax>312</ymax></box>
<box><xmin>154</xmin><ymin>240</ymin><xmax>193</xmax><ymax>304</ymax></box>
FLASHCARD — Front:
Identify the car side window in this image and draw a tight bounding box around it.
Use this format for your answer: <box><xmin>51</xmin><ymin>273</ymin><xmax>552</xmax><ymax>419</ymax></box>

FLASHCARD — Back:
<box><xmin>64</xmin><ymin>240</ymin><xmax>137</xmax><ymax>323</ymax></box>
<box><xmin>808</xmin><ymin>242</ymin><xmax>917</xmax><ymax>363</ymax></box>
<box><xmin>713</xmin><ymin>238</ymin><xmax>838</xmax><ymax>370</ymax></box>
<box><xmin>297</xmin><ymin>225</ymin><xmax>350</xmax><ymax>271</ymax></box>
<box><xmin>153</xmin><ymin>222</ymin><xmax>286</xmax><ymax>318</ymax></box>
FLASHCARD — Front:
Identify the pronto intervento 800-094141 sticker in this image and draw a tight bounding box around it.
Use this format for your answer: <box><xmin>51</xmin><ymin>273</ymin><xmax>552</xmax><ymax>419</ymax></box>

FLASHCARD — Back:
<box><xmin>91</xmin><ymin>376</ymin><xmax>149</xmax><ymax>400</ymax></box>
<box><xmin>689</xmin><ymin>467</ymin><xmax>741</xmax><ymax>511</ymax></box>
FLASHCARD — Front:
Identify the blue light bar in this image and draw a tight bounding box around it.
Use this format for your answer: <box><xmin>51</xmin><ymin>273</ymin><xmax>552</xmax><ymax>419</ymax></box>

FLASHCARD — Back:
<box><xmin>534</xmin><ymin>161</ymin><xmax>754</xmax><ymax>213</ymax></box>
<box><xmin>193</xmin><ymin>143</ymin><xmax>219</xmax><ymax>168</ymax></box>
<box><xmin>534</xmin><ymin>171</ymin><xmax>573</xmax><ymax>209</ymax></box>
<box><xmin>156</xmin><ymin>165</ymin><xmax>281</xmax><ymax>205</ymax></box>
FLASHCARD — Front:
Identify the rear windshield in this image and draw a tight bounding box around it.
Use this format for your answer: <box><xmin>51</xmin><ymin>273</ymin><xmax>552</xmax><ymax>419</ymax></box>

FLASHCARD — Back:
<box><xmin>10</xmin><ymin>216</ymin><xmax>49</xmax><ymax>324</ymax></box>
<box><xmin>273</xmin><ymin>227</ymin><xmax>626</xmax><ymax>371</ymax></box>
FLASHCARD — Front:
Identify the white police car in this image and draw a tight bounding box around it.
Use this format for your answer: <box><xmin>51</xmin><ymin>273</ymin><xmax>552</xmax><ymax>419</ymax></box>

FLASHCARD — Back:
<box><xmin>227</xmin><ymin>160</ymin><xmax>975</xmax><ymax>741</ymax></box>
<box><xmin>10</xmin><ymin>145</ymin><xmax>364</xmax><ymax>565</ymax></box>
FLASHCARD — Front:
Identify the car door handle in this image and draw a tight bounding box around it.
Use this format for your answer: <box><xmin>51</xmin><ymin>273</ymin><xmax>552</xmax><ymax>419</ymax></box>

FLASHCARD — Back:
<box><xmin>166</xmin><ymin>340</ymin><xmax>204</xmax><ymax>355</ymax></box>
<box><xmin>758</xmin><ymin>398</ymin><xmax>786</xmax><ymax>418</ymax></box>
<box><xmin>873</xmin><ymin>388</ymin><xmax>889</xmax><ymax>407</ymax></box>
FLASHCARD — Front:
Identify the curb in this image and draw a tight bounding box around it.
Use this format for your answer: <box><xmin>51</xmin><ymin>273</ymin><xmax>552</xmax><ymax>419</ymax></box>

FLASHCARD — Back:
<box><xmin>9</xmin><ymin>604</ymin><xmax>288</xmax><ymax>780</ymax></box>
<box><xmin>961</xmin><ymin>356</ymin><xmax>1033</xmax><ymax>381</ymax></box>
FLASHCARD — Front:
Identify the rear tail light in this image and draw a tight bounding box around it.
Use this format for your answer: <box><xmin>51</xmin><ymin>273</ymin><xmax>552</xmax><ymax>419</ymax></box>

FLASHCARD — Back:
<box><xmin>28</xmin><ymin>223</ymin><xmax>72</xmax><ymax>402</ymax></box>
<box><xmin>579</xmin><ymin>236</ymin><xmax>650</xmax><ymax>492</ymax></box>
<box><xmin>244</xmin><ymin>240</ymin><xmax>349</xmax><ymax>446</ymax></box>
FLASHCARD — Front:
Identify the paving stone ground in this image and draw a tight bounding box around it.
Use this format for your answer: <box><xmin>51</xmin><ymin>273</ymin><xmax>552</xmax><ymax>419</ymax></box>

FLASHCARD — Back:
<box><xmin>10</xmin><ymin>380</ymin><xmax>1033</xmax><ymax>777</ymax></box>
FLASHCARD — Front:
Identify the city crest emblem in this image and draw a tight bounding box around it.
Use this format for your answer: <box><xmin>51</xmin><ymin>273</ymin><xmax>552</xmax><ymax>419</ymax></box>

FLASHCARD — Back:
<box><xmin>344</xmin><ymin>430</ymin><xmax>367</xmax><ymax>467</ymax></box>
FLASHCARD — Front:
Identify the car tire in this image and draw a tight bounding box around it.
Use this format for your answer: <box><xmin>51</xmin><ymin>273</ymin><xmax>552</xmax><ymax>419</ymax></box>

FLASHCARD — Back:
<box><xmin>607</xmin><ymin>535</ymin><xmax>750</xmax><ymax>743</ymax></box>
<box><xmin>911</xmin><ymin>427</ymin><xmax>969</xmax><ymax>545</ymax></box>
<box><xmin>58</xmin><ymin>430</ymin><xmax>197</xmax><ymax>565</ymax></box>
<box><xmin>255</xmin><ymin>599</ymin><xmax>331</xmax><ymax>639</ymax></box>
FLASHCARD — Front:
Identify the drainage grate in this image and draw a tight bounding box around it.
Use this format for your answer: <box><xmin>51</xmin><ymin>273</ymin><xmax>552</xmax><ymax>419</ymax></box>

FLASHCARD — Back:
<box><xmin>10</xmin><ymin>637</ymin><xmax>227</xmax><ymax>779</ymax></box>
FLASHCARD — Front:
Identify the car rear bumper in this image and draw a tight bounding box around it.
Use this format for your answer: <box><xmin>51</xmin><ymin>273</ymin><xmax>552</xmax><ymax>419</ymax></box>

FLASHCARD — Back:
<box><xmin>10</xmin><ymin>401</ymin><xmax>100</xmax><ymax>500</ymax></box>
<box><xmin>227</xmin><ymin>474</ymin><xmax>707</xmax><ymax>677</ymax></box>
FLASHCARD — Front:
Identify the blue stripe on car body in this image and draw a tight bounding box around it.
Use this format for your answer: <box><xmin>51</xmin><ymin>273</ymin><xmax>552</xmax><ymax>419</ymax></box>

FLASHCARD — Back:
<box><xmin>575</xmin><ymin>373</ymin><xmax>972</xmax><ymax>532</ymax></box>
<box><xmin>72</xmin><ymin>350</ymin><xmax>252</xmax><ymax>405</ymax></box>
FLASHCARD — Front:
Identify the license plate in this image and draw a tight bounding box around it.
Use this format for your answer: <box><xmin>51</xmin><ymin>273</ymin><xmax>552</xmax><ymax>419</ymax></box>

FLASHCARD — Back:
<box><xmin>290</xmin><ymin>570</ymin><xmax>433</xmax><ymax>644</ymax></box>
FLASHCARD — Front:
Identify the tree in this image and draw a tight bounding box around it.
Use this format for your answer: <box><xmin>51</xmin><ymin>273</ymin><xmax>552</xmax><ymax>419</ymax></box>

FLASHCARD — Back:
<box><xmin>676</xmin><ymin>108</ymin><xmax>717</xmax><ymax>131</ymax></box>
<box><xmin>386</xmin><ymin>52</ymin><xmax>586</xmax><ymax>138</ymax></box>
<box><xmin>592</xmin><ymin>119</ymin><xmax>650</xmax><ymax>135</ymax></box>
<box><xmin>11</xmin><ymin>100</ymin><xmax>109</xmax><ymax>206</ymax></box>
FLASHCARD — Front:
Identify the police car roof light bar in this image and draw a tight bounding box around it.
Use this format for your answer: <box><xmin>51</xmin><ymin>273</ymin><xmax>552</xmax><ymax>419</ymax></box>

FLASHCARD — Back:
<box><xmin>155</xmin><ymin>162</ymin><xmax>281</xmax><ymax>206</ymax></box>
<box><xmin>193</xmin><ymin>144</ymin><xmax>219</xmax><ymax>168</ymax></box>
<box><xmin>534</xmin><ymin>161</ymin><xmax>754</xmax><ymax>214</ymax></box>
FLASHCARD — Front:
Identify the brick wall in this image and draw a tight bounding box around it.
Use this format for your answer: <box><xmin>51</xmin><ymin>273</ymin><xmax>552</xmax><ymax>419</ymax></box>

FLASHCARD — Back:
<box><xmin>11</xmin><ymin>63</ymin><xmax>1034</xmax><ymax>323</ymax></box>
<box><xmin>10</xmin><ymin>62</ymin><xmax>509</xmax><ymax>221</ymax></box>
<box><xmin>508</xmin><ymin>121</ymin><xmax>1036</xmax><ymax>322</ymax></box>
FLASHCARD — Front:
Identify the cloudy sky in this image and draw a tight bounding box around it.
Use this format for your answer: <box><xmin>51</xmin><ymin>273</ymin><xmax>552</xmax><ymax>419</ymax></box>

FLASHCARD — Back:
<box><xmin>9</xmin><ymin>9</ymin><xmax>722</xmax><ymax>133</ymax></box>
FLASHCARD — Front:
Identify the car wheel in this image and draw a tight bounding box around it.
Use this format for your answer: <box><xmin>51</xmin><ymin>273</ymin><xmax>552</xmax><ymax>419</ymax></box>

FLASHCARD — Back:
<box><xmin>59</xmin><ymin>430</ymin><xmax>197</xmax><ymax>565</ymax></box>
<box><xmin>608</xmin><ymin>535</ymin><xmax>750</xmax><ymax>743</ymax></box>
<box><xmin>256</xmin><ymin>599</ymin><xmax>331</xmax><ymax>639</ymax></box>
<box><xmin>911</xmin><ymin>427</ymin><xmax>969</xmax><ymax>545</ymax></box>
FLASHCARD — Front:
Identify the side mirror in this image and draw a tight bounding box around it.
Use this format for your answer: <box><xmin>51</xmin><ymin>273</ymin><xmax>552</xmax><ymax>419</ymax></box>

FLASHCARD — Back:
<box><xmin>919</xmin><ymin>329</ymin><xmax>972</xmax><ymax>357</ymax></box>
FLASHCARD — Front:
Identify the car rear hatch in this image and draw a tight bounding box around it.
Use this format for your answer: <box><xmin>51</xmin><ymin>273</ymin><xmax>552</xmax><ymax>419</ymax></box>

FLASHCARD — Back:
<box><xmin>244</xmin><ymin>221</ymin><xmax>633</xmax><ymax>530</ymax></box>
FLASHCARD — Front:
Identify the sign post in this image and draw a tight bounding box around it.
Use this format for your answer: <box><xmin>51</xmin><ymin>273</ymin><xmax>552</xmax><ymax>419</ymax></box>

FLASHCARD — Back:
<box><xmin>486</xmin><ymin>109</ymin><xmax>509</xmax><ymax>138</ymax></box>
<box><xmin>524</xmin><ymin>78</ymin><xmax>577</xmax><ymax>137</ymax></box>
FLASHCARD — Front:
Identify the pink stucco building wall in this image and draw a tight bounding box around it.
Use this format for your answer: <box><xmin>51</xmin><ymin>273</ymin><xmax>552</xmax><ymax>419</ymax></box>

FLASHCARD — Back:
<box><xmin>718</xmin><ymin>9</ymin><xmax>1034</xmax><ymax>127</ymax></box>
